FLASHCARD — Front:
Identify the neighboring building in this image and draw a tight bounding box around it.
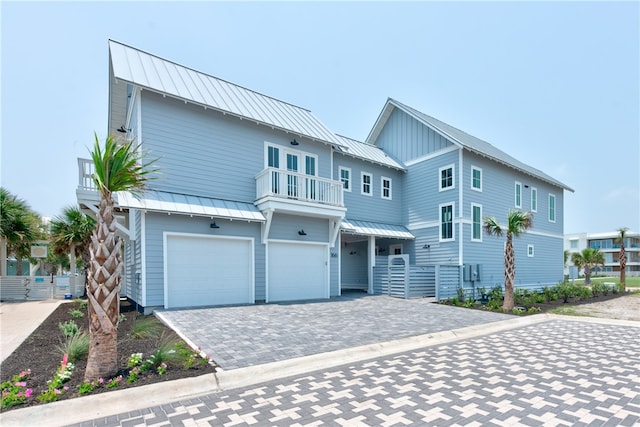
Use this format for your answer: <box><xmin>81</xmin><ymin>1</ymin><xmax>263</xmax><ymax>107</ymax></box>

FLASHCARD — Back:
<box><xmin>565</xmin><ymin>231</ymin><xmax>640</xmax><ymax>277</ymax></box>
<box><xmin>76</xmin><ymin>41</ymin><xmax>573</xmax><ymax>312</ymax></box>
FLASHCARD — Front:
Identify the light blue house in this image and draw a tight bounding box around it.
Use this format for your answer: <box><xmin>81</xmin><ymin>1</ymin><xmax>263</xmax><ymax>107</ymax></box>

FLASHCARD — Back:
<box><xmin>76</xmin><ymin>41</ymin><xmax>573</xmax><ymax>312</ymax></box>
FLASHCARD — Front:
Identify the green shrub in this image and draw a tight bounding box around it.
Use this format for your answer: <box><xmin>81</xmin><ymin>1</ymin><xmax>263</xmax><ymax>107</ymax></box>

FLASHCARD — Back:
<box><xmin>68</xmin><ymin>308</ymin><xmax>84</xmax><ymax>318</ymax></box>
<box><xmin>590</xmin><ymin>282</ymin><xmax>603</xmax><ymax>297</ymax></box>
<box><xmin>145</xmin><ymin>334</ymin><xmax>183</xmax><ymax>369</ymax></box>
<box><xmin>555</xmin><ymin>283</ymin><xmax>580</xmax><ymax>303</ymax></box>
<box><xmin>56</xmin><ymin>331</ymin><xmax>90</xmax><ymax>362</ymax></box>
<box><xmin>487</xmin><ymin>298</ymin><xmax>502</xmax><ymax>310</ymax></box>
<box><xmin>58</xmin><ymin>320</ymin><xmax>79</xmax><ymax>338</ymax></box>
<box><xmin>131</xmin><ymin>316</ymin><xmax>163</xmax><ymax>339</ymax></box>
<box><xmin>542</xmin><ymin>286</ymin><xmax>557</xmax><ymax>303</ymax></box>
<box><xmin>512</xmin><ymin>307</ymin><xmax>526</xmax><ymax>315</ymax></box>
<box><xmin>456</xmin><ymin>286</ymin><xmax>466</xmax><ymax>301</ymax></box>
<box><xmin>576</xmin><ymin>286</ymin><xmax>591</xmax><ymax>300</ymax></box>
<box><xmin>489</xmin><ymin>285</ymin><xmax>503</xmax><ymax>302</ymax></box>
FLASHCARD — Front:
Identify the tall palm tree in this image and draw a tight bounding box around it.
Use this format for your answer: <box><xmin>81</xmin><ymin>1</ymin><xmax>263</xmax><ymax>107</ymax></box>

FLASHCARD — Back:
<box><xmin>571</xmin><ymin>248</ymin><xmax>604</xmax><ymax>285</ymax></box>
<box><xmin>84</xmin><ymin>133</ymin><xmax>157</xmax><ymax>382</ymax></box>
<box><xmin>0</xmin><ymin>188</ymin><xmax>40</xmax><ymax>276</ymax></box>
<box><xmin>616</xmin><ymin>227</ymin><xmax>628</xmax><ymax>289</ymax></box>
<box><xmin>483</xmin><ymin>210</ymin><xmax>533</xmax><ymax>311</ymax></box>
<box><xmin>50</xmin><ymin>206</ymin><xmax>96</xmax><ymax>289</ymax></box>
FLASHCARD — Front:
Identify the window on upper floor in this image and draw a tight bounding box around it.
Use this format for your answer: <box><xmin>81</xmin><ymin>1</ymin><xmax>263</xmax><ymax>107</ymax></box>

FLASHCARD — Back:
<box><xmin>549</xmin><ymin>193</ymin><xmax>556</xmax><ymax>223</ymax></box>
<box><xmin>439</xmin><ymin>165</ymin><xmax>455</xmax><ymax>191</ymax></box>
<box><xmin>440</xmin><ymin>203</ymin><xmax>454</xmax><ymax>241</ymax></box>
<box><xmin>570</xmin><ymin>239</ymin><xmax>578</xmax><ymax>249</ymax></box>
<box><xmin>381</xmin><ymin>177</ymin><xmax>392</xmax><ymax>200</ymax></box>
<box><xmin>528</xmin><ymin>245</ymin><xmax>535</xmax><ymax>257</ymax></box>
<box><xmin>531</xmin><ymin>187</ymin><xmax>537</xmax><ymax>212</ymax></box>
<box><xmin>471</xmin><ymin>166</ymin><xmax>482</xmax><ymax>192</ymax></box>
<box><xmin>361</xmin><ymin>172</ymin><xmax>372</xmax><ymax>196</ymax></box>
<box><xmin>472</xmin><ymin>203</ymin><xmax>482</xmax><ymax>242</ymax></box>
<box><xmin>339</xmin><ymin>167</ymin><xmax>351</xmax><ymax>192</ymax></box>
<box><xmin>515</xmin><ymin>181</ymin><xmax>522</xmax><ymax>208</ymax></box>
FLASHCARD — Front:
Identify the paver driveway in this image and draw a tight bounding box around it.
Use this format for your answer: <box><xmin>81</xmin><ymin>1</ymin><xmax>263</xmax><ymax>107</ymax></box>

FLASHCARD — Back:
<box><xmin>156</xmin><ymin>294</ymin><xmax>513</xmax><ymax>369</ymax></box>
<box><xmin>70</xmin><ymin>318</ymin><xmax>640</xmax><ymax>427</ymax></box>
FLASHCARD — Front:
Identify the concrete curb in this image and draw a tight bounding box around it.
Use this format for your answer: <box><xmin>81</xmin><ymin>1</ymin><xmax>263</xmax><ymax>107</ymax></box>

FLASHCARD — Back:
<box><xmin>2</xmin><ymin>313</ymin><xmax>636</xmax><ymax>426</ymax></box>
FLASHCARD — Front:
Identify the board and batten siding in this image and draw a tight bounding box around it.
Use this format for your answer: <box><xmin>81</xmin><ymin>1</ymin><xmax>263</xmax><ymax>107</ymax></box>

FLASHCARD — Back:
<box><xmin>334</xmin><ymin>154</ymin><xmax>404</xmax><ymax>224</ymax></box>
<box><xmin>373</xmin><ymin>107</ymin><xmax>453</xmax><ymax>163</ymax></box>
<box><xmin>139</xmin><ymin>91</ymin><xmax>333</xmax><ymax>203</ymax></box>
<box><xmin>142</xmin><ymin>212</ymin><xmax>264</xmax><ymax>308</ymax></box>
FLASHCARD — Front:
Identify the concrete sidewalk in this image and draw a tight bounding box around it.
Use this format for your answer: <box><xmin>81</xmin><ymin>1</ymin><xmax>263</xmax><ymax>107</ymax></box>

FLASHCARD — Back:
<box><xmin>0</xmin><ymin>299</ymin><xmax>66</xmax><ymax>362</ymax></box>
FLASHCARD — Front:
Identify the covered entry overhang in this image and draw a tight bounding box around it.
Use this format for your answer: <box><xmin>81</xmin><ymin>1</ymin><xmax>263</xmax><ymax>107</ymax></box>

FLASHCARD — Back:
<box><xmin>340</xmin><ymin>219</ymin><xmax>414</xmax><ymax>294</ymax></box>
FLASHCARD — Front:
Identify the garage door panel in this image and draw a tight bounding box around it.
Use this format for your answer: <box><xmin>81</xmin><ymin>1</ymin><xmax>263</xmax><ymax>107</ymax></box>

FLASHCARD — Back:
<box><xmin>269</xmin><ymin>242</ymin><xmax>327</xmax><ymax>302</ymax></box>
<box><xmin>166</xmin><ymin>235</ymin><xmax>253</xmax><ymax>308</ymax></box>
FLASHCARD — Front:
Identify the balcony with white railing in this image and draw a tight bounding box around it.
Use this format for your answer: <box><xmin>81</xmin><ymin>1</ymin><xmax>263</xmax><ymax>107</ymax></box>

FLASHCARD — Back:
<box><xmin>255</xmin><ymin>168</ymin><xmax>345</xmax><ymax>214</ymax></box>
<box><xmin>76</xmin><ymin>158</ymin><xmax>100</xmax><ymax>205</ymax></box>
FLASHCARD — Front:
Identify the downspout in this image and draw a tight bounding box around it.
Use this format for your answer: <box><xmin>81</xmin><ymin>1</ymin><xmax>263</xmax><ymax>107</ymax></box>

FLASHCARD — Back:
<box><xmin>458</xmin><ymin>148</ymin><xmax>464</xmax><ymax>266</ymax></box>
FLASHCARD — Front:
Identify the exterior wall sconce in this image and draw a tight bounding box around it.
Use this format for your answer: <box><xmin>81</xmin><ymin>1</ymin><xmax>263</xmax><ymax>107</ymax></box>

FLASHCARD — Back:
<box><xmin>291</xmin><ymin>139</ymin><xmax>299</xmax><ymax>146</ymax></box>
<box><xmin>423</xmin><ymin>244</ymin><xmax>430</xmax><ymax>249</ymax></box>
<box><xmin>117</xmin><ymin>125</ymin><xmax>131</xmax><ymax>133</ymax></box>
<box><xmin>298</xmin><ymin>229</ymin><xmax>307</xmax><ymax>236</ymax></box>
<box><xmin>349</xmin><ymin>251</ymin><xmax>357</xmax><ymax>255</ymax></box>
<box><xmin>210</xmin><ymin>222</ymin><xmax>220</xmax><ymax>229</ymax></box>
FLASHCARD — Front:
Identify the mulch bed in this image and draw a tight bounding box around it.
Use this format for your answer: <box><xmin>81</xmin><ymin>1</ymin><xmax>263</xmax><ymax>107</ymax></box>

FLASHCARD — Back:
<box><xmin>0</xmin><ymin>299</ymin><xmax>218</xmax><ymax>412</ymax></box>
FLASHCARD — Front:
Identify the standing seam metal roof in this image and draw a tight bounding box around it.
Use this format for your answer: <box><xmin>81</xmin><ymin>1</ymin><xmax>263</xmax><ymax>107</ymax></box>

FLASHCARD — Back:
<box><xmin>109</xmin><ymin>40</ymin><xmax>345</xmax><ymax>147</ymax></box>
<box><xmin>371</xmin><ymin>98</ymin><xmax>574</xmax><ymax>192</ymax></box>
<box><xmin>333</xmin><ymin>134</ymin><xmax>406</xmax><ymax>171</ymax></box>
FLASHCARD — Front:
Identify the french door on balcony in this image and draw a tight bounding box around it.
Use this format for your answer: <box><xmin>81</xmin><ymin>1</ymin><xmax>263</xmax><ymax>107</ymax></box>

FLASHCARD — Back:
<box><xmin>267</xmin><ymin>144</ymin><xmax>317</xmax><ymax>200</ymax></box>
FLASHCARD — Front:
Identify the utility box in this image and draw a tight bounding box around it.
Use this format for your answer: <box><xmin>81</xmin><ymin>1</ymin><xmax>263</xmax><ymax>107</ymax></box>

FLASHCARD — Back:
<box><xmin>464</xmin><ymin>264</ymin><xmax>482</xmax><ymax>282</ymax></box>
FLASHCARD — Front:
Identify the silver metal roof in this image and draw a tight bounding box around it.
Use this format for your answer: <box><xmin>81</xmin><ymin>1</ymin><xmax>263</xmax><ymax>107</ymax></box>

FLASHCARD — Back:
<box><xmin>341</xmin><ymin>219</ymin><xmax>414</xmax><ymax>239</ymax></box>
<box><xmin>115</xmin><ymin>190</ymin><xmax>265</xmax><ymax>222</ymax></box>
<box><xmin>368</xmin><ymin>98</ymin><xmax>574</xmax><ymax>192</ymax></box>
<box><xmin>334</xmin><ymin>134</ymin><xmax>405</xmax><ymax>171</ymax></box>
<box><xmin>108</xmin><ymin>40</ymin><xmax>345</xmax><ymax>147</ymax></box>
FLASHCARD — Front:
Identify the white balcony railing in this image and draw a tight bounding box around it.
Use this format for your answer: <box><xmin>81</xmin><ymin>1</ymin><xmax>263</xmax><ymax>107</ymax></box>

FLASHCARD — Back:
<box><xmin>78</xmin><ymin>158</ymin><xmax>96</xmax><ymax>192</ymax></box>
<box><xmin>256</xmin><ymin>168</ymin><xmax>344</xmax><ymax>207</ymax></box>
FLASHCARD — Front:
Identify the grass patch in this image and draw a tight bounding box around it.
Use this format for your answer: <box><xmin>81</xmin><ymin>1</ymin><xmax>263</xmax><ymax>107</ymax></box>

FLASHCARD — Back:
<box><xmin>131</xmin><ymin>315</ymin><xmax>163</xmax><ymax>339</ymax></box>
<box><xmin>549</xmin><ymin>306</ymin><xmax>591</xmax><ymax>316</ymax></box>
<box><xmin>56</xmin><ymin>331</ymin><xmax>90</xmax><ymax>362</ymax></box>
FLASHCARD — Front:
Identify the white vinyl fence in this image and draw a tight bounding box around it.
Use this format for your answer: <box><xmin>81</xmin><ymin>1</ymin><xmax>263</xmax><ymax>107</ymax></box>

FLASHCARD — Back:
<box><xmin>0</xmin><ymin>276</ymin><xmax>85</xmax><ymax>301</ymax></box>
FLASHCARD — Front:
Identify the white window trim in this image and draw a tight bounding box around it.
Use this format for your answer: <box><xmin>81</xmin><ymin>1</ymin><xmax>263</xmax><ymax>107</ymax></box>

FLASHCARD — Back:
<box><xmin>527</xmin><ymin>244</ymin><xmax>535</xmax><ymax>257</ymax></box>
<box><xmin>381</xmin><ymin>176</ymin><xmax>392</xmax><ymax>200</ymax></box>
<box><xmin>439</xmin><ymin>164</ymin><xmax>455</xmax><ymax>192</ymax></box>
<box><xmin>515</xmin><ymin>181</ymin><xmax>522</xmax><ymax>208</ymax></box>
<box><xmin>471</xmin><ymin>203</ymin><xmax>483</xmax><ymax>242</ymax></box>
<box><xmin>531</xmin><ymin>187</ymin><xmax>538</xmax><ymax>212</ymax></box>
<box><xmin>471</xmin><ymin>166</ymin><xmax>482</xmax><ymax>192</ymax></box>
<box><xmin>439</xmin><ymin>202</ymin><xmax>455</xmax><ymax>242</ymax></box>
<box><xmin>265</xmin><ymin>142</ymin><xmax>318</xmax><ymax>174</ymax></box>
<box><xmin>548</xmin><ymin>193</ymin><xmax>556</xmax><ymax>223</ymax></box>
<box><xmin>361</xmin><ymin>172</ymin><xmax>372</xmax><ymax>196</ymax></box>
<box><xmin>339</xmin><ymin>166</ymin><xmax>351</xmax><ymax>192</ymax></box>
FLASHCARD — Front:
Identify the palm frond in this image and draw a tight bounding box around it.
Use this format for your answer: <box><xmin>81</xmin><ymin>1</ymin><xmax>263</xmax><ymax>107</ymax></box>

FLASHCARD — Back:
<box><xmin>483</xmin><ymin>216</ymin><xmax>503</xmax><ymax>237</ymax></box>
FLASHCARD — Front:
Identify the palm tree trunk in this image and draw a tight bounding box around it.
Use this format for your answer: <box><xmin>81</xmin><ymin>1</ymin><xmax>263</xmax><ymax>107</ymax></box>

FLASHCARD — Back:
<box><xmin>619</xmin><ymin>246</ymin><xmax>626</xmax><ymax>289</ymax></box>
<box><xmin>503</xmin><ymin>234</ymin><xmax>515</xmax><ymax>311</ymax></box>
<box><xmin>84</xmin><ymin>197</ymin><xmax>122</xmax><ymax>382</ymax></box>
<box><xmin>584</xmin><ymin>265</ymin><xmax>591</xmax><ymax>285</ymax></box>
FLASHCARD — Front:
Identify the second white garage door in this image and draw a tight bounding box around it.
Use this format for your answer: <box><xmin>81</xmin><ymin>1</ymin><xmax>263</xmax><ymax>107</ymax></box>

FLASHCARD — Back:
<box><xmin>165</xmin><ymin>234</ymin><xmax>254</xmax><ymax>308</ymax></box>
<box><xmin>268</xmin><ymin>242</ymin><xmax>328</xmax><ymax>302</ymax></box>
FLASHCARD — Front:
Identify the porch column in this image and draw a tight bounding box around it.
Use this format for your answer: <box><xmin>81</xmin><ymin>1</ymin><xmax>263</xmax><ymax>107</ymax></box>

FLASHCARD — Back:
<box><xmin>368</xmin><ymin>235</ymin><xmax>375</xmax><ymax>294</ymax></box>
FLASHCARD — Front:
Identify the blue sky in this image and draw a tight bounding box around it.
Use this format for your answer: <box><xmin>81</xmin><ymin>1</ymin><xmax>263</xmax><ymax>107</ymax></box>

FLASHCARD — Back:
<box><xmin>1</xmin><ymin>1</ymin><xmax>638</xmax><ymax>234</ymax></box>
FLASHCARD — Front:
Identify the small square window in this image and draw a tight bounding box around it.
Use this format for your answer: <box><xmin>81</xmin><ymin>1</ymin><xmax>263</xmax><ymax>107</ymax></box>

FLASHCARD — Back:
<box><xmin>527</xmin><ymin>245</ymin><xmax>535</xmax><ymax>257</ymax></box>
<box><xmin>439</xmin><ymin>165</ymin><xmax>455</xmax><ymax>191</ymax></box>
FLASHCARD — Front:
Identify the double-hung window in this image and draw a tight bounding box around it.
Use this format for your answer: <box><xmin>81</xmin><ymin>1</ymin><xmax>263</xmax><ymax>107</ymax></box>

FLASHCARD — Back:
<box><xmin>440</xmin><ymin>203</ymin><xmax>454</xmax><ymax>241</ymax></box>
<box><xmin>339</xmin><ymin>167</ymin><xmax>351</xmax><ymax>192</ymax></box>
<box><xmin>549</xmin><ymin>194</ymin><xmax>556</xmax><ymax>222</ymax></box>
<box><xmin>439</xmin><ymin>165</ymin><xmax>455</xmax><ymax>191</ymax></box>
<box><xmin>471</xmin><ymin>203</ymin><xmax>482</xmax><ymax>242</ymax></box>
<box><xmin>515</xmin><ymin>181</ymin><xmax>522</xmax><ymax>208</ymax></box>
<box><xmin>361</xmin><ymin>172</ymin><xmax>372</xmax><ymax>196</ymax></box>
<box><xmin>381</xmin><ymin>177</ymin><xmax>392</xmax><ymax>200</ymax></box>
<box><xmin>471</xmin><ymin>166</ymin><xmax>482</xmax><ymax>191</ymax></box>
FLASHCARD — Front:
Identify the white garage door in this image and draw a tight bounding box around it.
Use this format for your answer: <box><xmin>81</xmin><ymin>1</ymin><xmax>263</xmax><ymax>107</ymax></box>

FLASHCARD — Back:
<box><xmin>268</xmin><ymin>242</ymin><xmax>328</xmax><ymax>302</ymax></box>
<box><xmin>166</xmin><ymin>234</ymin><xmax>253</xmax><ymax>308</ymax></box>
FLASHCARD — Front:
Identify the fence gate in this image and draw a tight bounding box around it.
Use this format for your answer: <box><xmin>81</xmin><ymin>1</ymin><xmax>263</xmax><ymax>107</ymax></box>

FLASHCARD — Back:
<box><xmin>386</xmin><ymin>255</ymin><xmax>409</xmax><ymax>298</ymax></box>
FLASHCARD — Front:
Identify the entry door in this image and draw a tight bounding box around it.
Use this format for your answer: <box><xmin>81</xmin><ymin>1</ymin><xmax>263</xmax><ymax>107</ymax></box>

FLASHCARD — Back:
<box><xmin>287</xmin><ymin>153</ymin><xmax>299</xmax><ymax>197</ymax></box>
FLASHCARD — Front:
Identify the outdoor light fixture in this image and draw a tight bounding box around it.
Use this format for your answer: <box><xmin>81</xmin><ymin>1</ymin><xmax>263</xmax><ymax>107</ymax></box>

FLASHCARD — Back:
<box><xmin>290</xmin><ymin>139</ymin><xmax>299</xmax><ymax>146</ymax></box>
<box><xmin>117</xmin><ymin>125</ymin><xmax>130</xmax><ymax>133</ymax></box>
<box><xmin>298</xmin><ymin>229</ymin><xmax>307</xmax><ymax>236</ymax></box>
<box><xmin>423</xmin><ymin>244</ymin><xmax>430</xmax><ymax>249</ymax></box>
<box><xmin>210</xmin><ymin>222</ymin><xmax>220</xmax><ymax>229</ymax></box>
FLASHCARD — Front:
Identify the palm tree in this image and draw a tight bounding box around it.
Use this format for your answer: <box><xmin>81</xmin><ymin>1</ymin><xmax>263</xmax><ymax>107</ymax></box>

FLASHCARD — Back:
<box><xmin>50</xmin><ymin>206</ymin><xmax>96</xmax><ymax>291</ymax></box>
<box><xmin>616</xmin><ymin>227</ymin><xmax>628</xmax><ymax>290</ymax></box>
<box><xmin>483</xmin><ymin>210</ymin><xmax>533</xmax><ymax>311</ymax></box>
<box><xmin>571</xmin><ymin>248</ymin><xmax>604</xmax><ymax>285</ymax></box>
<box><xmin>84</xmin><ymin>133</ymin><xmax>157</xmax><ymax>382</ymax></box>
<box><xmin>0</xmin><ymin>188</ymin><xmax>40</xmax><ymax>276</ymax></box>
